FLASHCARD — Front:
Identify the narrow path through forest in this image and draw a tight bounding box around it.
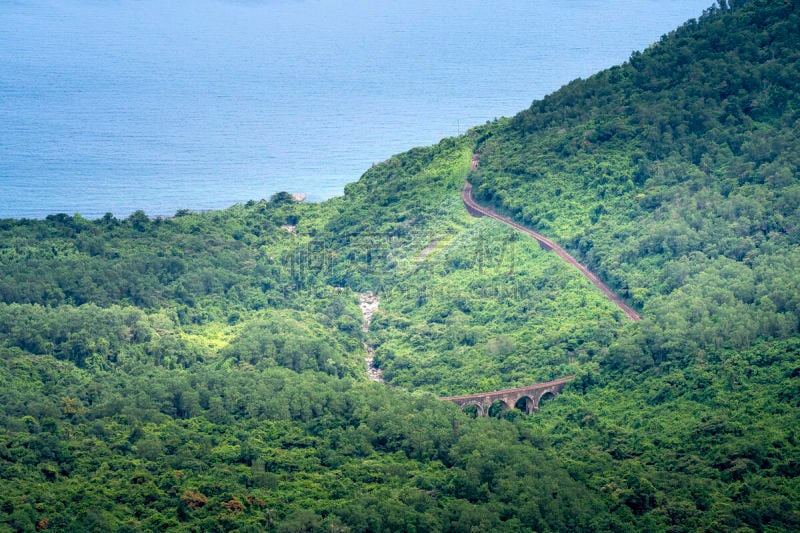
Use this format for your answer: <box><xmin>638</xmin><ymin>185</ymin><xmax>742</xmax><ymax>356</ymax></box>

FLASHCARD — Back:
<box><xmin>463</xmin><ymin>157</ymin><xmax>640</xmax><ymax>321</ymax></box>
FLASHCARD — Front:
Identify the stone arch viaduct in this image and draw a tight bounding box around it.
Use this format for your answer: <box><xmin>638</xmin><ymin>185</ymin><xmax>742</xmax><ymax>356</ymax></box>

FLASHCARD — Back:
<box><xmin>439</xmin><ymin>376</ymin><xmax>574</xmax><ymax>416</ymax></box>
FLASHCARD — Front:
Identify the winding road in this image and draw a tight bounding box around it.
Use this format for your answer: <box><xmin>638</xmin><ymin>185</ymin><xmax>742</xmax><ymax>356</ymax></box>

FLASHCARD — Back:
<box><xmin>462</xmin><ymin>178</ymin><xmax>641</xmax><ymax>321</ymax></box>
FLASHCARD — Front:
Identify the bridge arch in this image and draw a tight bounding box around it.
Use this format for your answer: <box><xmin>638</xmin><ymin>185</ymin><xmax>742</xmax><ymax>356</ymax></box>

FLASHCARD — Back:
<box><xmin>461</xmin><ymin>402</ymin><xmax>485</xmax><ymax>417</ymax></box>
<box><xmin>488</xmin><ymin>400</ymin><xmax>511</xmax><ymax>418</ymax></box>
<box><xmin>514</xmin><ymin>396</ymin><xmax>534</xmax><ymax>414</ymax></box>
<box><xmin>535</xmin><ymin>391</ymin><xmax>557</xmax><ymax>411</ymax></box>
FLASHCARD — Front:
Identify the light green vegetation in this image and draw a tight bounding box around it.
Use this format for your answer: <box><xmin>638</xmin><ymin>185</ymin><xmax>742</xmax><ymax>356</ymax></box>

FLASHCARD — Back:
<box><xmin>1</xmin><ymin>1</ymin><xmax>799</xmax><ymax>531</ymax></box>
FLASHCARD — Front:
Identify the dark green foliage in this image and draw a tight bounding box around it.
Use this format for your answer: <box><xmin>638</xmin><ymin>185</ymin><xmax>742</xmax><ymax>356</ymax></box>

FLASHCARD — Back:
<box><xmin>220</xmin><ymin>314</ymin><xmax>354</xmax><ymax>376</ymax></box>
<box><xmin>471</xmin><ymin>0</ymin><xmax>800</xmax><ymax>369</ymax></box>
<box><xmin>0</xmin><ymin>348</ymin><xmax>626</xmax><ymax>531</ymax></box>
<box><xmin>2</xmin><ymin>1</ymin><xmax>800</xmax><ymax>531</ymax></box>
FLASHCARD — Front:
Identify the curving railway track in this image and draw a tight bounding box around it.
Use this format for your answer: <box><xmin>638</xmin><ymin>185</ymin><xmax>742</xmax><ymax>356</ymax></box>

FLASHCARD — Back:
<box><xmin>462</xmin><ymin>178</ymin><xmax>641</xmax><ymax>321</ymax></box>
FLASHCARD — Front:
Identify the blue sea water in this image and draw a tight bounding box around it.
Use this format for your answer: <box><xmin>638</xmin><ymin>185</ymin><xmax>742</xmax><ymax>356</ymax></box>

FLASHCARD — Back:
<box><xmin>0</xmin><ymin>0</ymin><xmax>712</xmax><ymax>219</ymax></box>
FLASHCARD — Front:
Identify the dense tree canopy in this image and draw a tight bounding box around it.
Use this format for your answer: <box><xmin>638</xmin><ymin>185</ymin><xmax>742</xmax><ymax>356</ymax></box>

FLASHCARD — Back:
<box><xmin>1</xmin><ymin>1</ymin><xmax>799</xmax><ymax>531</ymax></box>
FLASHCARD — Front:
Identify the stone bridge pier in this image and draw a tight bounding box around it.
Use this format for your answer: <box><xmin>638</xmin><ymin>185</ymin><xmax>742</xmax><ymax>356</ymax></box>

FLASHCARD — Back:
<box><xmin>440</xmin><ymin>376</ymin><xmax>574</xmax><ymax>416</ymax></box>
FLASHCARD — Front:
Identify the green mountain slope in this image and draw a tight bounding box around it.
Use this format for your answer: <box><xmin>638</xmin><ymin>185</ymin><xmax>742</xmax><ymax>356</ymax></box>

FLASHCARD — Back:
<box><xmin>1</xmin><ymin>0</ymin><xmax>799</xmax><ymax>531</ymax></box>
<box><xmin>470</xmin><ymin>0</ymin><xmax>800</xmax><ymax>369</ymax></box>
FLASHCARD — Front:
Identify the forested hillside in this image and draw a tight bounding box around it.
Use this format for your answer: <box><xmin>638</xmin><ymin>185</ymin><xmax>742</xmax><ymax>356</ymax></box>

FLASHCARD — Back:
<box><xmin>471</xmin><ymin>0</ymin><xmax>800</xmax><ymax>368</ymax></box>
<box><xmin>1</xmin><ymin>0</ymin><xmax>799</xmax><ymax>531</ymax></box>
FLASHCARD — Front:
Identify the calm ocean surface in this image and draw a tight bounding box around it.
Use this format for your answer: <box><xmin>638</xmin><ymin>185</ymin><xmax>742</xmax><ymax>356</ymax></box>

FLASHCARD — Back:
<box><xmin>0</xmin><ymin>0</ymin><xmax>711</xmax><ymax>219</ymax></box>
